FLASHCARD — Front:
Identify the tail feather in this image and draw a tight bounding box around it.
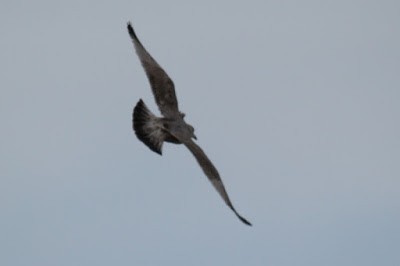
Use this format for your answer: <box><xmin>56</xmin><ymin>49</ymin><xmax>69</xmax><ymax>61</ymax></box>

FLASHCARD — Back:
<box><xmin>133</xmin><ymin>99</ymin><xmax>165</xmax><ymax>155</ymax></box>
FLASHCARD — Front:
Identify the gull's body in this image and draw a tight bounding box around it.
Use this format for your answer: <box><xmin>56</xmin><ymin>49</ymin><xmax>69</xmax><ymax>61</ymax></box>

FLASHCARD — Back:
<box><xmin>127</xmin><ymin>22</ymin><xmax>251</xmax><ymax>226</ymax></box>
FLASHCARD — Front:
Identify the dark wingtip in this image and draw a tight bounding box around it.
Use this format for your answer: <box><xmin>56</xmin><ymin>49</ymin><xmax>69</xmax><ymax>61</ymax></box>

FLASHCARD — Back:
<box><xmin>127</xmin><ymin>21</ymin><xmax>139</xmax><ymax>42</ymax></box>
<box><xmin>152</xmin><ymin>147</ymin><xmax>163</xmax><ymax>156</ymax></box>
<box><xmin>230</xmin><ymin>206</ymin><xmax>252</xmax><ymax>226</ymax></box>
<box><xmin>127</xmin><ymin>21</ymin><xmax>133</xmax><ymax>33</ymax></box>
<box><xmin>237</xmin><ymin>214</ymin><xmax>252</xmax><ymax>226</ymax></box>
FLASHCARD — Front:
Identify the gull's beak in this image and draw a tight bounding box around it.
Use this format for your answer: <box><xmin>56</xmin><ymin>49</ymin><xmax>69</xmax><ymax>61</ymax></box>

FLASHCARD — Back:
<box><xmin>193</xmin><ymin>134</ymin><xmax>197</xmax><ymax>140</ymax></box>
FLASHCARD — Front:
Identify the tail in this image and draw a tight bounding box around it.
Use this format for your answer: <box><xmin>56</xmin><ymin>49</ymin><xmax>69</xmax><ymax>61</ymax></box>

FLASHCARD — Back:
<box><xmin>133</xmin><ymin>99</ymin><xmax>165</xmax><ymax>155</ymax></box>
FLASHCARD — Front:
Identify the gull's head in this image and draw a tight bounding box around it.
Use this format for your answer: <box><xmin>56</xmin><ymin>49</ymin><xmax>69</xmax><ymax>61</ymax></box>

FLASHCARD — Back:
<box><xmin>187</xmin><ymin>124</ymin><xmax>197</xmax><ymax>140</ymax></box>
<box><xmin>179</xmin><ymin>112</ymin><xmax>197</xmax><ymax>140</ymax></box>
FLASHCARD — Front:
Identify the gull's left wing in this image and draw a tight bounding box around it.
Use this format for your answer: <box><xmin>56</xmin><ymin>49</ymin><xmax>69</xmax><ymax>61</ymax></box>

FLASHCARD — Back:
<box><xmin>128</xmin><ymin>22</ymin><xmax>180</xmax><ymax>118</ymax></box>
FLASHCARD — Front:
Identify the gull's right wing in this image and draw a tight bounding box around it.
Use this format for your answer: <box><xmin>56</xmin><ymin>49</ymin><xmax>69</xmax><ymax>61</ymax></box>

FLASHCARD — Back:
<box><xmin>183</xmin><ymin>139</ymin><xmax>252</xmax><ymax>226</ymax></box>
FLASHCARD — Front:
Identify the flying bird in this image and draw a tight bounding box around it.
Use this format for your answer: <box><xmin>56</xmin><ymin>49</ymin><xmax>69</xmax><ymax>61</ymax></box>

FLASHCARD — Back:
<box><xmin>127</xmin><ymin>22</ymin><xmax>251</xmax><ymax>226</ymax></box>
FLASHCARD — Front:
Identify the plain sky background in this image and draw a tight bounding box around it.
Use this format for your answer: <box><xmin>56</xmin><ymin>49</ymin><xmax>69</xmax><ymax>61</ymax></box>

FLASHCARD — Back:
<box><xmin>1</xmin><ymin>0</ymin><xmax>399</xmax><ymax>265</ymax></box>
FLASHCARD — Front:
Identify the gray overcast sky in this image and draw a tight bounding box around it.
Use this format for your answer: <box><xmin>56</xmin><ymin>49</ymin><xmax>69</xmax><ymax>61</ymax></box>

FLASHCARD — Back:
<box><xmin>1</xmin><ymin>0</ymin><xmax>399</xmax><ymax>265</ymax></box>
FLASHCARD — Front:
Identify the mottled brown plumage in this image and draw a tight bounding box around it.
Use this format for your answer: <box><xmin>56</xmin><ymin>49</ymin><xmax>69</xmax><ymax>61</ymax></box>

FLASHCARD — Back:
<box><xmin>128</xmin><ymin>22</ymin><xmax>251</xmax><ymax>226</ymax></box>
